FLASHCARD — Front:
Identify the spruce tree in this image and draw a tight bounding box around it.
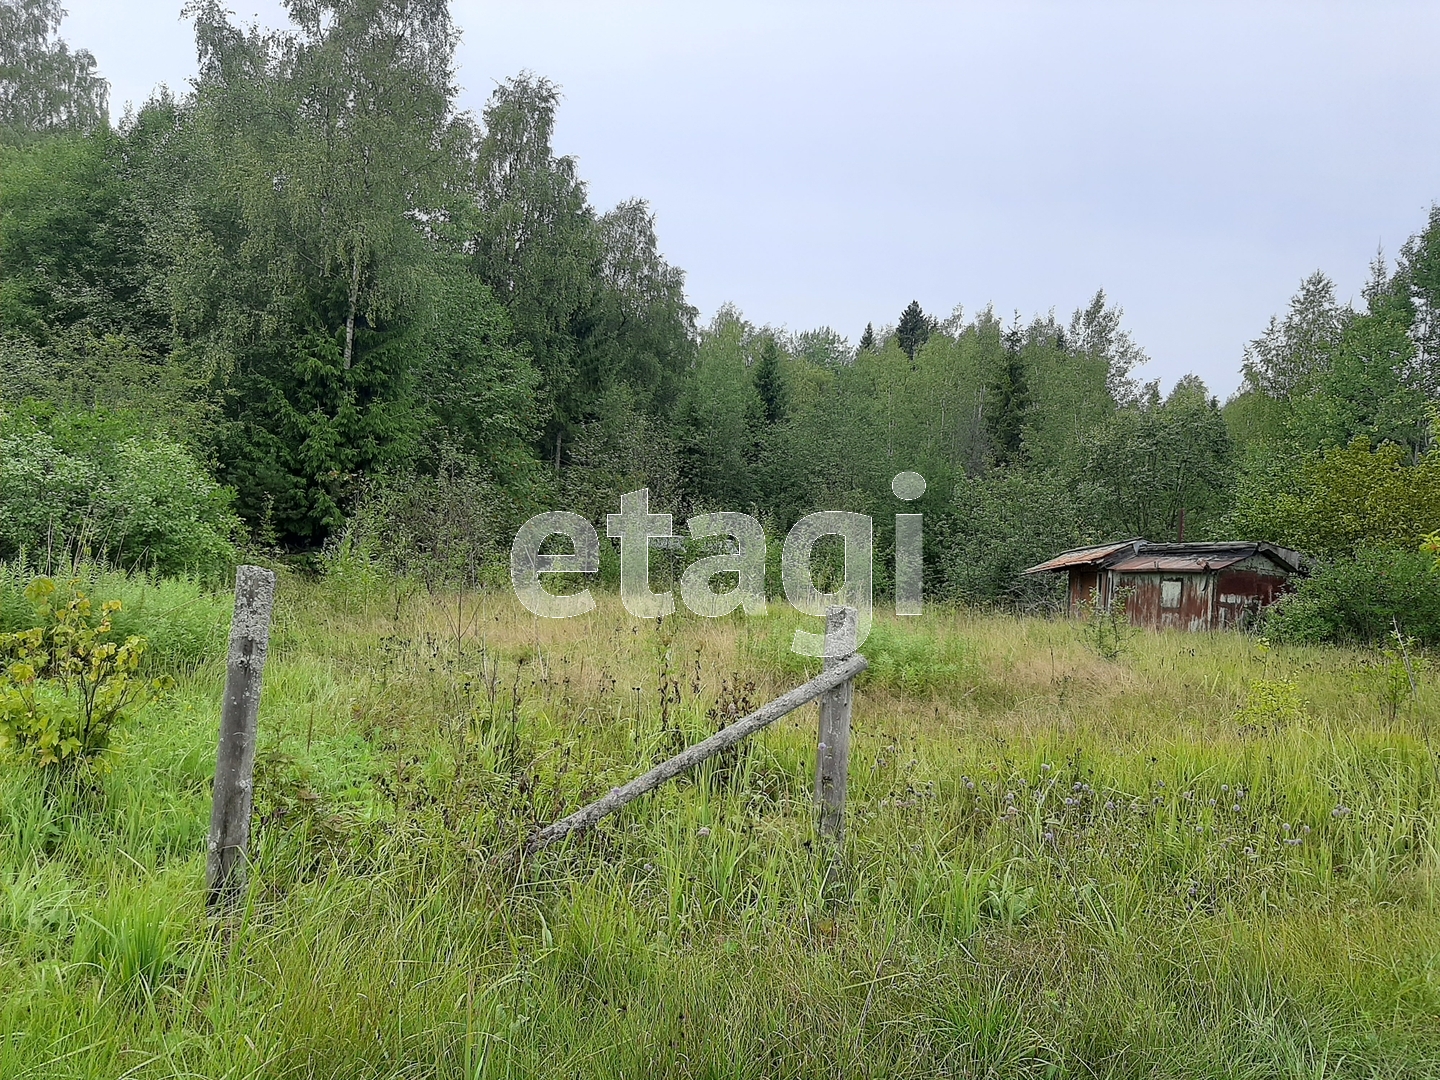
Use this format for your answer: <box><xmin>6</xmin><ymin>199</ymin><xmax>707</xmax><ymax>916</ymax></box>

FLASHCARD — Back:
<box><xmin>753</xmin><ymin>336</ymin><xmax>787</xmax><ymax>425</ymax></box>
<box><xmin>858</xmin><ymin>322</ymin><xmax>875</xmax><ymax>352</ymax></box>
<box><xmin>896</xmin><ymin>300</ymin><xmax>932</xmax><ymax>362</ymax></box>
<box><xmin>986</xmin><ymin>326</ymin><xmax>1030</xmax><ymax>465</ymax></box>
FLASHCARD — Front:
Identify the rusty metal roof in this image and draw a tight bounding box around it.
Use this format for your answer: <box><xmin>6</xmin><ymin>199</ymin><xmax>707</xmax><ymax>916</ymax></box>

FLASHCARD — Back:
<box><xmin>1110</xmin><ymin>542</ymin><xmax>1306</xmax><ymax>575</ymax></box>
<box><xmin>1022</xmin><ymin>539</ymin><xmax>1143</xmax><ymax>575</ymax></box>
<box><xmin>1025</xmin><ymin>540</ymin><xmax>1307</xmax><ymax>577</ymax></box>
<box><xmin>1109</xmin><ymin>551</ymin><xmax>1252</xmax><ymax>573</ymax></box>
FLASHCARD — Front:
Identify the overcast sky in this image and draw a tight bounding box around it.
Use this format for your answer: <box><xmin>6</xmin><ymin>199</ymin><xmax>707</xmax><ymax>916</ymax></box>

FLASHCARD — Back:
<box><xmin>63</xmin><ymin>1</ymin><xmax>1440</xmax><ymax>396</ymax></box>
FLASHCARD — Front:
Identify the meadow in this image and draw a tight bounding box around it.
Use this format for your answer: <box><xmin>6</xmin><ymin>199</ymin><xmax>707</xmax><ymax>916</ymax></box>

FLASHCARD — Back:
<box><xmin>2</xmin><ymin>567</ymin><xmax>1439</xmax><ymax>1078</ymax></box>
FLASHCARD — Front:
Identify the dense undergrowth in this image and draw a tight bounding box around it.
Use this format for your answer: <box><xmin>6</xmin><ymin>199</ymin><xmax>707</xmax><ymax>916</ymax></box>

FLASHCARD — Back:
<box><xmin>2</xmin><ymin>570</ymin><xmax>1439</xmax><ymax>1078</ymax></box>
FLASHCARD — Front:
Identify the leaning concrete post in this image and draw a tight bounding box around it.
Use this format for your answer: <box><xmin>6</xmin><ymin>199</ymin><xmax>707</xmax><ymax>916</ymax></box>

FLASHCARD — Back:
<box><xmin>206</xmin><ymin>565</ymin><xmax>276</xmax><ymax>909</ymax></box>
<box><xmin>815</xmin><ymin>605</ymin><xmax>857</xmax><ymax>843</ymax></box>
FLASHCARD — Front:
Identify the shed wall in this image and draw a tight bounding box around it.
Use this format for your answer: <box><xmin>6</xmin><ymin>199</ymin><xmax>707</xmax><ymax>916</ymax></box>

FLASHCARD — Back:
<box><xmin>1115</xmin><ymin>571</ymin><xmax>1217</xmax><ymax>631</ymax></box>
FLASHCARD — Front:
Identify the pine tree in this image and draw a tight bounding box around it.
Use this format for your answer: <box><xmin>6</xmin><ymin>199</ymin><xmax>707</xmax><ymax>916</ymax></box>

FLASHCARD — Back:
<box><xmin>896</xmin><ymin>301</ymin><xmax>932</xmax><ymax>362</ymax></box>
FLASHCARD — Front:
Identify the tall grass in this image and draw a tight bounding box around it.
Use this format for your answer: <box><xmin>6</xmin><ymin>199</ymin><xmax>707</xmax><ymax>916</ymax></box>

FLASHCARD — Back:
<box><xmin>0</xmin><ymin>559</ymin><xmax>230</xmax><ymax>672</ymax></box>
<box><xmin>1</xmin><ymin>575</ymin><xmax>1438</xmax><ymax>1077</ymax></box>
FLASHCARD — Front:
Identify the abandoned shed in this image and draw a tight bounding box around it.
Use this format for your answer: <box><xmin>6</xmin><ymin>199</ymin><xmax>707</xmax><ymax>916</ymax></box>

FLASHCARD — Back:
<box><xmin>1022</xmin><ymin>540</ymin><xmax>1307</xmax><ymax>632</ymax></box>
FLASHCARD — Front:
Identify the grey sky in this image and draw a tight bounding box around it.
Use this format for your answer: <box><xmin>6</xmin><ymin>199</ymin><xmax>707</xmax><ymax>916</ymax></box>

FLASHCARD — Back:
<box><xmin>65</xmin><ymin>1</ymin><xmax>1440</xmax><ymax>396</ymax></box>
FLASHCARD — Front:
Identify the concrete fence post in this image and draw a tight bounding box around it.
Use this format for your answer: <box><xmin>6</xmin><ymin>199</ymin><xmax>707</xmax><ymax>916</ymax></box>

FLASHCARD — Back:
<box><xmin>206</xmin><ymin>565</ymin><xmax>276</xmax><ymax>909</ymax></box>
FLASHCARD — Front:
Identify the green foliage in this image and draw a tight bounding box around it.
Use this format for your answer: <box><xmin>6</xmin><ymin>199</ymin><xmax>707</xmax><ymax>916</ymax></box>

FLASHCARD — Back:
<box><xmin>0</xmin><ymin>563</ymin><xmax>229</xmax><ymax>672</ymax></box>
<box><xmin>985</xmin><ymin>326</ymin><xmax>1030</xmax><ymax>466</ymax></box>
<box><xmin>0</xmin><ymin>420</ymin><xmax>239</xmax><ymax>579</ymax></box>
<box><xmin>0</xmin><ymin>0</ymin><xmax>108</xmax><ymax>137</ymax></box>
<box><xmin>895</xmin><ymin>300</ymin><xmax>933</xmax><ymax>362</ymax></box>
<box><xmin>1423</xmin><ymin>530</ymin><xmax>1440</xmax><ymax>569</ymax></box>
<box><xmin>72</xmin><ymin>881</ymin><xmax>180</xmax><ymax>1000</ymax></box>
<box><xmin>1078</xmin><ymin>375</ymin><xmax>1232</xmax><ymax>542</ymax></box>
<box><xmin>1352</xmin><ymin>630</ymin><xmax>1426</xmax><ymax>724</ymax></box>
<box><xmin>752</xmin><ymin>335</ymin><xmax>788</xmax><ymax>426</ymax></box>
<box><xmin>1227</xmin><ymin>439</ymin><xmax>1440</xmax><ymax>560</ymax></box>
<box><xmin>333</xmin><ymin>446</ymin><xmax>518</xmax><ymax>591</ymax></box>
<box><xmin>1264</xmin><ymin>548</ymin><xmax>1440</xmax><ymax>646</ymax></box>
<box><xmin>937</xmin><ymin>469</ymin><xmax>1096</xmax><ymax>607</ymax></box>
<box><xmin>741</xmin><ymin>614</ymin><xmax>977</xmax><ymax>695</ymax></box>
<box><xmin>0</xmin><ymin>577</ymin><xmax>170</xmax><ymax>770</ymax></box>
<box><xmin>1234</xmin><ymin>678</ymin><xmax>1310</xmax><ymax>730</ymax></box>
<box><xmin>859</xmin><ymin>621</ymin><xmax>978</xmax><ymax>694</ymax></box>
<box><xmin>674</xmin><ymin>307</ymin><xmax>766</xmax><ymax>509</ymax></box>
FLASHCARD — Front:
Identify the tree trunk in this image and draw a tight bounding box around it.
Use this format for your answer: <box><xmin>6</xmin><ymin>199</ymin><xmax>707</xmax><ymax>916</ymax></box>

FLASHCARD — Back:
<box><xmin>343</xmin><ymin>243</ymin><xmax>362</xmax><ymax>371</ymax></box>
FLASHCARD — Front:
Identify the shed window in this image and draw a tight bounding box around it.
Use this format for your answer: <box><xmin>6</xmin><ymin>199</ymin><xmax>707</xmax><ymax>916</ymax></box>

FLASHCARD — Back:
<box><xmin>1160</xmin><ymin>578</ymin><xmax>1183</xmax><ymax>609</ymax></box>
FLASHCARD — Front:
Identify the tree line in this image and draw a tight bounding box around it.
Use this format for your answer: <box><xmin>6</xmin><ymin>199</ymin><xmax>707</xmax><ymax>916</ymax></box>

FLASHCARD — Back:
<box><xmin>1</xmin><ymin>0</ymin><xmax>1436</xmax><ymax>640</ymax></box>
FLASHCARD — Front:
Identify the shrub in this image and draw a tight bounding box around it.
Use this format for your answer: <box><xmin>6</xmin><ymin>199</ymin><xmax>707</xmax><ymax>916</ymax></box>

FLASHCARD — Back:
<box><xmin>936</xmin><ymin>469</ymin><xmax>1099</xmax><ymax>609</ymax></box>
<box><xmin>1234</xmin><ymin>679</ymin><xmax>1310</xmax><ymax>730</ymax></box>
<box><xmin>0</xmin><ymin>422</ymin><xmax>239</xmax><ymax>580</ymax></box>
<box><xmin>332</xmin><ymin>447</ymin><xmax>517</xmax><ymax>591</ymax></box>
<box><xmin>0</xmin><ymin>577</ymin><xmax>172</xmax><ymax>772</ymax></box>
<box><xmin>1264</xmin><ymin>548</ymin><xmax>1440</xmax><ymax>646</ymax></box>
<box><xmin>1226</xmin><ymin>439</ymin><xmax>1440</xmax><ymax>560</ymax></box>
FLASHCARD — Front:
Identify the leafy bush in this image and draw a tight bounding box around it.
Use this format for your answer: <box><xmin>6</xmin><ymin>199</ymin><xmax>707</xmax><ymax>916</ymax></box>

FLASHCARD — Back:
<box><xmin>0</xmin><ymin>422</ymin><xmax>238</xmax><ymax>579</ymax></box>
<box><xmin>1226</xmin><ymin>439</ymin><xmax>1440</xmax><ymax>560</ymax></box>
<box><xmin>1234</xmin><ymin>679</ymin><xmax>1310</xmax><ymax>730</ymax></box>
<box><xmin>0</xmin><ymin>577</ymin><xmax>172</xmax><ymax>771</ymax></box>
<box><xmin>332</xmin><ymin>447</ymin><xmax>517</xmax><ymax>591</ymax></box>
<box><xmin>1264</xmin><ymin>548</ymin><xmax>1440</xmax><ymax>646</ymax></box>
<box><xmin>936</xmin><ymin>469</ymin><xmax>1099</xmax><ymax>608</ymax></box>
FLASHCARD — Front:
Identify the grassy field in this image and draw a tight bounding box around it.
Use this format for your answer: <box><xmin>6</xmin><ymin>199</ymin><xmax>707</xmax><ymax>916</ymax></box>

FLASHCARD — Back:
<box><xmin>3</xmin><ymin>570</ymin><xmax>1440</xmax><ymax>1078</ymax></box>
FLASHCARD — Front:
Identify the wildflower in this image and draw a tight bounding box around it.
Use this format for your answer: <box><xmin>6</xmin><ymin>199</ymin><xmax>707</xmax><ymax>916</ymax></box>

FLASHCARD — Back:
<box><xmin>1104</xmin><ymin>800</ymin><xmax>1116</xmax><ymax>811</ymax></box>
<box><xmin>1232</xmin><ymin>804</ymin><xmax>1241</xmax><ymax>813</ymax></box>
<box><xmin>1041</xmin><ymin>762</ymin><xmax>1051</xmax><ymax>771</ymax></box>
<box><xmin>1332</xmin><ymin>805</ymin><xmax>1351</xmax><ymax>818</ymax></box>
<box><xmin>1064</xmin><ymin>797</ymin><xmax>1077</xmax><ymax>807</ymax></box>
<box><xmin>1284</xmin><ymin>837</ymin><xmax>1302</xmax><ymax>847</ymax></box>
<box><xmin>1005</xmin><ymin>792</ymin><xmax>1015</xmax><ymax>803</ymax></box>
<box><xmin>1042</xmin><ymin>831</ymin><xmax>1055</xmax><ymax>843</ymax></box>
<box><xmin>1281</xmin><ymin>823</ymin><xmax>1291</xmax><ymax>833</ymax></box>
<box><xmin>1195</xmin><ymin>825</ymin><xmax>1204</xmax><ymax>834</ymax></box>
<box><xmin>1243</xmin><ymin>846</ymin><xmax>1254</xmax><ymax>856</ymax></box>
<box><xmin>697</xmin><ymin>826</ymin><xmax>711</xmax><ymax>838</ymax></box>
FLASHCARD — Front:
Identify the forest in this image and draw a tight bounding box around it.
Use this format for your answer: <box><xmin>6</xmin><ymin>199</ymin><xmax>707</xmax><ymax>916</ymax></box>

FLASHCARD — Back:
<box><xmin>3</xmin><ymin>0</ymin><xmax>1439</xmax><ymax>642</ymax></box>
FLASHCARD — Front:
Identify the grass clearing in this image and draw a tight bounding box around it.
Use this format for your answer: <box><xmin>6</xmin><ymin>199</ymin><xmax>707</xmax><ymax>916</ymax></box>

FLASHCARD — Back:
<box><xmin>2</xmin><ymin>576</ymin><xmax>1439</xmax><ymax>1077</ymax></box>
